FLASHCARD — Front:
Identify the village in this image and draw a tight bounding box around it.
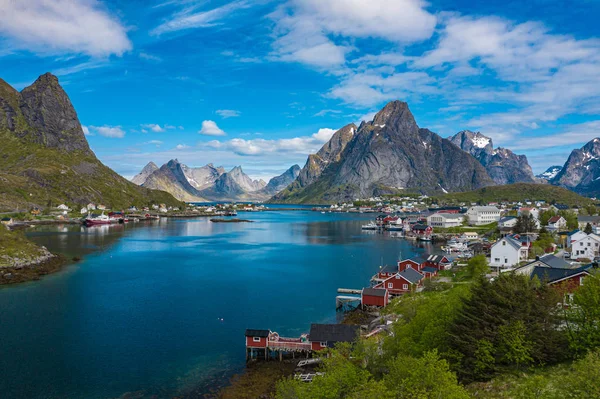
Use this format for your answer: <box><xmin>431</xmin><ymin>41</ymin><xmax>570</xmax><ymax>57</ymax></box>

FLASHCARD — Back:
<box><xmin>244</xmin><ymin>197</ymin><xmax>600</xmax><ymax>381</ymax></box>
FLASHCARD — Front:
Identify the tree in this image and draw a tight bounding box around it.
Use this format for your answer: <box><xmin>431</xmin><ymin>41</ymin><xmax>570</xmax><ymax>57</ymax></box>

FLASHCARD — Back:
<box><xmin>539</xmin><ymin>209</ymin><xmax>557</xmax><ymax>226</ymax></box>
<box><xmin>560</xmin><ymin>210</ymin><xmax>578</xmax><ymax>230</ymax></box>
<box><xmin>554</xmin><ymin>350</ymin><xmax>600</xmax><ymax>399</ymax></box>
<box><xmin>515</xmin><ymin>213</ymin><xmax>538</xmax><ymax>234</ymax></box>
<box><xmin>466</xmin><ymin>254</ymin><xmax>490</xmax><ymax>279</ymax></box>
<box><xmin>448</xmin><ymin>274</ymin><xmax>569</xmax><ymax>382</ymax></box>
<box><xmin>585</xmin><ymin>222</ymin><xmax>593</xmax><ymax>234</ymax></box>
<box><xmin>565</xmin><ymin>271</ymin><xmax>600</xmax><ymax>355</ymax></box>
<box><xmin>383</xmin><ymin>351</ymin><xmax>470</xmax><ymax>399</ymax></box>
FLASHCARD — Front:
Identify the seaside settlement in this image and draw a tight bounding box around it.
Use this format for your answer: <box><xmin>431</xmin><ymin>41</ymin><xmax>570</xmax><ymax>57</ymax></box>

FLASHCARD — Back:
<box><xmin>243</xmin><ymin>195</ymin><xmax>600</xmax><ymax>379</ymax></box>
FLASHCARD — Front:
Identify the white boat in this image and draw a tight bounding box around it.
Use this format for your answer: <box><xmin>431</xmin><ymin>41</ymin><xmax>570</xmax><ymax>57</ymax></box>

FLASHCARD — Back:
<box><xmin>362</xmin><ymin>222</ymin><xmax>378</xmax><ymax>230</ymax></box>
<box><xmin>385</xmin><ymin>219</ymin><xmax>404</xmax><ymax>231</ymax></box>
<box><xmin>84</xmin><ymin>212</ymin><xmax>113</xmax><ymax>226</ymax></box>
<box><xmin>443</xmin><ymin>240</ymin><xmax>468</xmax><ymax>252</ymax></box>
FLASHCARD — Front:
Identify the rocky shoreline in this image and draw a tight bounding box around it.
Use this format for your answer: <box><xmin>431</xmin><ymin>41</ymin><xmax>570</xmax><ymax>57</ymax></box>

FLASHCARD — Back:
<box><xmin>0</xmin><ymin>252</ymin><xmax>67</xmax><ymax>285</ymax></box>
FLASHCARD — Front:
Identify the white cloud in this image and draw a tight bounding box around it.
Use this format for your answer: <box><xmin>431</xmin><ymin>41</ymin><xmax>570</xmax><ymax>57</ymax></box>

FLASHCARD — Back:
<box><xmin>175</xmin><ymin>144</ymin><xmax>190</xmax><ymax>150</ymax></box>
<box><xmin>199</xmin><ymin>120</ymin><xmax>226</xmax><ymax>136</ymax></box>
<box><xmin>0</xmin><ymin>0</ymin><xmax>131</xmax><ymax>57</ymax></box>
<box><xmin>141</xmin><ymin>123</ymin><xmax>176</xmax><ymax>133</ymax></box>
<box><xmin>510</xmin><ymin>121</ymin><xmax>600</xmax><ymax>151</ymax></box>
<box><xmin>204</xmin><ymin>127</ymin><xmax>336</xmax><ymax>156</ymax></box>
<box><xmin>82</xmin><ymin>125</ymin><xmax>91</xmax><ymax>136</ymax></box>
<box><xmin>145</xmin><ymin>140</ymin><xmax>163</xmax><ymax>147</ymax></box>
<box><xmin>151</xmin><ymin>0</ymin><xmax>250</xmax><ymax>35</ymax></box>
<box><xmin>88</xmin><ymin>125</ymin><xmax>125</xmax><ymax>138</ymax></box>
<box><xmin>216</xmin><ymin>109</ymin><xmax>241</xmax><ymax>118</ymax></box>
<box><xmin>139</xmin><ymin>52</ymin><xmax>162</xmax><ymax>62</ymax></box>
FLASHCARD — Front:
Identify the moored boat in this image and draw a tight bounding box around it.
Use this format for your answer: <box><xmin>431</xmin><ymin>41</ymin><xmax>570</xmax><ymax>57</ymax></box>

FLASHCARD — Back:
<box><xmin>84</xmin><ymin>212</ymin><xmax>113</xmax><ymax>226</ymax></box>
<box><xmin>362</xmin><ymin>222</ymin><xmax>378</xmax><ymax>230</ymax></box>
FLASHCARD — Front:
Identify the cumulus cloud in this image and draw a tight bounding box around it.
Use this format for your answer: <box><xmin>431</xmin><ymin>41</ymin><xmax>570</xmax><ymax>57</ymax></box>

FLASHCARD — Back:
<box><xmin>0</xmin><ymin>0</ymin><xmax>131</xmax><ymax>57</ymax></box>
<box><xmin>204</xmin><ymin>127</ymin><xmax>336</xmax><ymax>156</ymax></box>
<box><xmin>199</xmin><ymin>120</ymin><xmax>226</xmax><ymax>136</ymax></box>
<box><xmin>175</xmin><ymin>144</ymin><xmax>190</xmax><ymax>150</ymax></box>
<box><xmin>141</xmin><ymin>124</ymin><xmax>176</xmax><ymax>133</ymax></box>
<box><xmin>216</xmin><ymin>109</ymin><xmax>241</xmax><ymax>118</ymax></box>
<box><xmin>82</xmin><ymin>125</ymin><xmax>91</xmax><ymax>136</ymax></box>
<box><xmin>88</xmin><ymin>125</ymin><xmax>126</xmax><ymax>138</ymax></box>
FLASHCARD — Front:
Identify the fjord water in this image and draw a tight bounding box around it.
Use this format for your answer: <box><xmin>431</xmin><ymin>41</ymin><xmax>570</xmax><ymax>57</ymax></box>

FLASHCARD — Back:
<box><xmin>0</xmin><ymin>210</ymin><xmax>431</xmax><ymax>398</ymax></box>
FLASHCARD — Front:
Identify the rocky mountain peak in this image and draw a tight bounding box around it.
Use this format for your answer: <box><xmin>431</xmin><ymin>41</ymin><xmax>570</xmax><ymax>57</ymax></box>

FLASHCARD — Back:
<box><xmin>552</xmin><ymin>138</ymin><xmax>600</xmax><ymax>195</ymax></box>
<box><xmin>316</xmin><ymin>123</ymin><xmax>356</xmax><ymax>162</ymax></box>
<box><xmin>372</xmin><ymin>100</ymin><xmax>413</xmax><ymax>126</ymax></box>
<box><xmin>18</xmin><ymin>72</ymin><xmax>91</xmax><ymax>154</ymax></box>
<box><xmin>131</xmin><ymin>162</ymin><xmax>159</xmax><ymax>185</ymax></box>
<box><xmin>451</xmin><ymin>130</ymin><xmax>493</xmax><ymax>153</ymax></box>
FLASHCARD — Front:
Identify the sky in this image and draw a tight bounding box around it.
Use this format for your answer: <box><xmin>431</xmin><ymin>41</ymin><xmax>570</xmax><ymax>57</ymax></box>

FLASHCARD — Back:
<box><xmin>0</xmin><ymin>0</ymin><xmax>599</xmax><ymax>181</ymax></box>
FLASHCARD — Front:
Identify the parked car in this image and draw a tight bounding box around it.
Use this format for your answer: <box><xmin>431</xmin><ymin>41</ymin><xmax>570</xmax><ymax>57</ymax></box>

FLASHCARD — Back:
<box><xmin>564</xmin><ymin>252</ymin><xmax>571</xmax><ymax>259</ymax></box>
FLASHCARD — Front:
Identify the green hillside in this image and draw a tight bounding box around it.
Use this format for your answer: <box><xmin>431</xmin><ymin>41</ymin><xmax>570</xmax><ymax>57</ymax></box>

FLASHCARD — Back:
<box><xmin>434</xmin><ymin>183</ymin><xmax>593</xmax><ymax>207</ymax></box>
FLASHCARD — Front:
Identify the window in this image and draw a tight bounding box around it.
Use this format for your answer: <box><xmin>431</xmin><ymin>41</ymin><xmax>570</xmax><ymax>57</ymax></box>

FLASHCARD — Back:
<box><xmin>580</xmin><ymin>276</ymin><xmax>584</xmax><ymax>286</ymax></box>
<box><xmin>253</xmin><ymin>337</ymin><xmax>261</xmax><ymax>342</ymax></box>
<box><xmin>504</xmin><ymin>258</ymin><xmax>508</xmax><ymax>263</ymax></box>
<box><xmin>502</xmin><ymin>241</ymin><xmax>506</xmax><ymax>246</ymax></box>
<box><xmin>320</xmin><ymin>342</ymin><xmax>327</xmax><ymax>347</ymax></box>
<box><xmin>495</xmin><ymin>258</ymin><xmax>500</xmax><ymax>262</ymax></box>
<box><xmin>403</xmin><ymin>284</ymin><xmax>408</xmax><ymax>290</ymax></box>
<box><xmin>388</xmin><ymin>283</ymin><xmax>393</xmax><ymax>289</ymax></box>
<box><xmin>581</xmin><ymin>242</ymin><xmax>584</xmax><ymax>247</ymax></box>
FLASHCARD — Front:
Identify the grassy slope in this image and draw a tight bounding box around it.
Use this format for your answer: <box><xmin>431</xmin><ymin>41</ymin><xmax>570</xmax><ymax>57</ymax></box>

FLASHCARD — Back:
<box><xmin>0</xmin><ymin>226</ymin><xmax>46</xmax><ymax>267</ymax></box>
<box><xmin>0</xmin><ymin>126</ymin><xmax>182</xmax><ymax>211</ymax></box>
<box><xmin>433</xmin><ymin>183</ymin><xmax>593</xmax><ymax>207</ymax></box>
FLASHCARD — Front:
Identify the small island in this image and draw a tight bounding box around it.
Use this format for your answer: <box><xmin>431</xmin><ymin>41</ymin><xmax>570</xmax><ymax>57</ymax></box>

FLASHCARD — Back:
<box><xmin>210</xmin><ymin>218</ymin><xmax>254</xmax><ymax>223</ymax></box>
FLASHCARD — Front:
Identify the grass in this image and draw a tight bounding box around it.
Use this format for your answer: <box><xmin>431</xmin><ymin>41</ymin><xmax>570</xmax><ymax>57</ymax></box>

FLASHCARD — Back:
<box><xmin>0</xmin><ymin>226</ymin><xmax>46</xmax><ymax>267</ymax></box>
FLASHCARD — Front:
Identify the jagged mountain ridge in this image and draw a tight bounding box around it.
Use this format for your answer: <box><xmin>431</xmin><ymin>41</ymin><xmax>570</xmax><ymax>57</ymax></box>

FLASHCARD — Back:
<box><xmin>449</xmin><ymin>130</ymin><xmax>537</xmax><ymax>185</ymax></box>
<box><xmin>0</xmin><ymin>73</ymin><xmax>181</xmax><ymax>210</ymax></box>
<box><xmin>551</xmin><ymin>138</ymin><xmax>600</xmax><ymax>196</ymax></box>
<box><xmin>132</xmin><ymin>162</ymin><xmax>159</xmax><ymax>185</ymax></box>
<box><xmin>134</xmin><ymin>160</ymin><xmax>300</xmax><ymax>201</ymax></box>
<box><xmin>537</xmin><ymin>166</ymin><xmax>563</xmax><ymax>181</ymax></box>
<box><xmin>272</xmin><ymin>101</ymin><xmax>494</xmax><ymax>203</ymax></box>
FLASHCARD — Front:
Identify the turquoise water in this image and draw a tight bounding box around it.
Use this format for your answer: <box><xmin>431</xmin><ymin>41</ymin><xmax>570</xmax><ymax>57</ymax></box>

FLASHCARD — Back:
<box><xmin>0</xmin><ymin>210</ymin><xmax>434</xmax><ymax>398</ymax></box>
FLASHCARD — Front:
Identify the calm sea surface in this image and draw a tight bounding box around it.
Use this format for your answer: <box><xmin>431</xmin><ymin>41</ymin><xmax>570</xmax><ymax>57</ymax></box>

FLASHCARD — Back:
<box><xmin>0</xmin><ymin>208</ymin><xmax>436</xmax><ymax>398</ymax></box>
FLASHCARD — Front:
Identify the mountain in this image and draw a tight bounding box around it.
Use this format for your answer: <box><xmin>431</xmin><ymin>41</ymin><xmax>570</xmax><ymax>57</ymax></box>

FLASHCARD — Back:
<box><xmin>537</xmin><ymin>166</ymin><xmax>563</xmax><ymax>181</ymax></box>
<box><xmin>449</xmin><ymin>130</ymin><xmax>537</xmax><ymax>185</ymax></box>
<box><xmin>131</xmin><ymin>162</ymin><xmax>159</xmax><ymax>185</ymax></box>
<box><xmin>272</xmin><ymin>101</ymin><xmax>494</xmax><ymax>204</ymax></box>
<box><xmin>551</xmin><ymin>138</ymin><xmax>600</xmax><ymax>196</ymax></box>
<box><xmin>262</xmin><ymin>165</ymin><xmax>301</xmax><ymax>195</ymax></box>
<box><xmin>0</xmin><ymin>73</ymin><xmax>181</xmax><ymax>211</ymax></box>
<box><xmin>134</xmin><ymin>160</ymin><xmax>297</xmax><ymax>201</ymax></box>
<box><xmin>142</xmin><ymin>159</ymin><xmax>206</xmax><ymax>202</ymax></box>
<box><xmin>182</xmin><ymin>163</ymin><xmax>225</xmax><ymax>190</ymax></box>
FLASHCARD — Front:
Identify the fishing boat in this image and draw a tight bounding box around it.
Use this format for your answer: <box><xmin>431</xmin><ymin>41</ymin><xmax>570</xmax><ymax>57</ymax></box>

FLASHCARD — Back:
<box><xmin>362</xmin><ymin>222</ymin><xmax>378</xmax><ymax>230</ymax></box>
<box><xmin>384</xmin><ymin>218</ymin><xmax>403</xmax><ymax>231</ymax></box>
<box><xmin>225</xmin><ymin>210</ymin><xmax>238</xmax><ymax>216</ymax></box>
<box><xmin>84</xmin><ymin>212</ymin><xmax>112</xmax><ymax>226</ymax></box>
<box><xmin>442</xmin><ymin>240</ymin><xmax>468</xmax><ymax>252</ymax></box>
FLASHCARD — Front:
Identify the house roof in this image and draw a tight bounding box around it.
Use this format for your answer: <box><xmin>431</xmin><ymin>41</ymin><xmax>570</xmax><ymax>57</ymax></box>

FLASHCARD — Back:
<box><xmin>401</xmin><ymin>256</ymin><xmax>426</xmax><ymax>265</ymax></box>
<box><xmin>538</xmin><ymin>254</ymin><xmax>571</xmax><ymax>269</ymax></box>
<box><xmin>499</xmin><ymin>216</ymin><xmax>516</xmax><ymax>223</ymax></box>
<box><xmin>578</xmin><ymin>216</ymin><xmax>600</xmax><ymax>223</ymax></box>
<box><xmin>426</xmin><ymin>254</ymin><xmax>450</xmax><ymax>263</ymax></box>
<box><xmin>548</xmin><ymin>216</ymin><xmax>563</xmax><ymax>224</ymax></box>
<box><xmin>380</xmin><ymin>265</ymin><xmax>398</xmax><ymax>274</ymax></box>
<box><xmin>399</xmin><ymin>268</ymin><xmax>425</xmax><ymax>284</ymax></box>
<box><xmin>530</xmin><ymin>265</ymin><xmax>591</xmax><ymax>284</ymax></box>
<box><xmin>309</xmin><ymin>324</ymin><xmax>359</xmax><ymax>343</ymax></box>
<box><xmin>245</xmin><ymin>329</ymin><xmax>269</xmax><ymax>337</ymax></box>
<box><xmin>362</xmin><ymin>287</ymin><xmax>387</xmax><ymax>297</ymax></box>
<box><xmin>494</xmin><ymin>236</ymin><xmax>522</xmax><ymax>251</ymax></box>
<box><xmin>1</xmin><ymin>217</ymin><xmax>11</xmax><ymax>221</ymax></box>
<box><xmin>421</xmin><ymin>266</ymin><xmax>438</xmax><ymax>274</ymax></box>
<box><xmin>469</xmin><ymin>206</ymin><xmax>500</xmax><ymax>212</ymax></box>
<box><xmin>412</xmin><ymin>224</ymin><xmax>430</xmax><ymax>231</ymax></box>
<box><xmin>429</xmin><ymin>212</ymin><xmax>464</xmax><ymax>220</ymax></box>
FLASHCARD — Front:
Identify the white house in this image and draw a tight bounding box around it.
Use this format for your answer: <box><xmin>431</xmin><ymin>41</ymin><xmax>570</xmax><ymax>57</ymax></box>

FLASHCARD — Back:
<box><xmin>490</xmin><ymin>236</ymin><xmax>529</xmax><ymax>269</ymax></box>
<box><xmin>426</xmin><ymin>213</ymin><xmax>464</xmax><ymax>228</ymax></box>
<box><xmin>546</xmin><ymin>216</ymin><xmax>567</xmax><ymax>232</ymax></box>
<box><xmin>567</xmin><ymin>230</ymin><xmax>588</xmax><ymax>248</ymax></box>
<box><xmin>466</xmin><ymin>206</ymin><xmax>502</xmax><ymax>226</ymax></box>
<box><xmin>80</xmin><ymin>207</ymin><xmax>88</xmax><ymax>214</ymax></box>
<box><xmin>570</xmin><ymin>233</ymin><xmax>600</xmax><ymax>259</ymax></box>
<box><xmin>86</xmin><ymin>203</ymin><xmax>96</xmax><ymax>210</ymax></box>
<box><xmin>57</xmin><ymin>204</ymin><xmax>69</xmax><ymax>210</ymax></box>
<box><xmin>519</xmin><ymin>207</ymin><xmax>540</xmax><ymax>219</ymax></box>
<box><xmin>577</xmin><ymin>216</ymin><xmax>600</xmax><ymax>234</ymax></box>
<box><xmin>498</xmin><ymin>216</ymin><xmax>518</xmax><ymax>229</ymax></box>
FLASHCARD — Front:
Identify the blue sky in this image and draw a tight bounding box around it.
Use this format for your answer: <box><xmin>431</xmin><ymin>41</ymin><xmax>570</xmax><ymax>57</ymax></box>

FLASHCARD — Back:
<box><xmin>1</xmin><ymin>0</ymin><xmax>599</xmax><ymax>181</ymax></box>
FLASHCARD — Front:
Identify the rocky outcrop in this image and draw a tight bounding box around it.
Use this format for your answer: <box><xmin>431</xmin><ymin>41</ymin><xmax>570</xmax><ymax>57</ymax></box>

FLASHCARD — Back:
<box><xmin>262</xmin><ymin>165</ymin><xmax>300</xmax><ymax>195</ymax></box>
<box><xmin>19</xmin><ymin>73</ymin><xmax>92</xmax><ymax>154</ymax></box>
<box><xmin>0</xmin><ymin>72</ymin><xmax>182</xmax><ymax>210</ymax></box>
<box><xmin>273</xmin><ymin>101</ymin><xmax>494</xmax><ymax>203</ymax></box>
<box><xmin>449</xmin><ymin>130</ymin><xmax>536</xmax><ymax>185</ymax></box>
<box><xmin>131</xmin><ymin>162</ymin><xmax>159</xmax><ymax>185</ymax></box>
<box><xmin>182</xmin><ymin>163</ymin><xmax>225</xmax><ymax>190</ymax></box>
<box><xmin>551</xmin><ymin>138</ymin><xmax>600</xmax><ymax>196</ymax></box>
<box><xmin>142</xmin><ymin>159</ymin><xmax>206</xmax><ymax>202</ymax></box>
<box><xmin>537</xmin><ymin>166</ymin><xmax>562</xmax><ymax>181</ymax></box>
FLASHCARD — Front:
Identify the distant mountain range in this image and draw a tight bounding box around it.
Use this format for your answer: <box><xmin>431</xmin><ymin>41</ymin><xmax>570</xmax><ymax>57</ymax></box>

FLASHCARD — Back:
<box><xmin>551</xmin><ymin>138</ymin><xmax>600</xmax><ymax>196</ymax></box>
<box><xmin>536</xmin><ymin>166</ymin><xmax>563</xmax><ymax>181</ymax></box>
<box><xmin>132</xmin><ymin>160</ymin><xmax>300</xmax><ymax>202</ymax></box>
<box><xmin>0</xmin><ymin>73</ymin><xmax>181</xmax><ymax>211</ymax></box>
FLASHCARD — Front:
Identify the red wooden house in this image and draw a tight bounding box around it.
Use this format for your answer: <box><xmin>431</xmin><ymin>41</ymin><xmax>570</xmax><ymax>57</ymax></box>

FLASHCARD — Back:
<box><xmin>361</xmin><ymin>287</ymin><xmax>389</xmax><ymax>307</ymax></box>
<box><xmin>245</xmin><ymin>329</ymin><xmax>269</xmax><ymax>348</ymax></box>
<box><xmin>423</xmin><ymin>254</ymin><xmax>452</xmax><ymax>270</ymax></box>
<box><xmin>420</xmin><ymin>266</ymin><xmax>438</xmax><ymax>278</ymax></box>
<box><xmin>375</xmin><ymin>264</ymin><xmax>401</xmax><ymax>281</ymax></box>
<box><xmin>412</xmin><ymin>224</ymin><xmax>433</xmax><ymax>238</ymax></box>
<box><xmin>398</xmin><ymin>257</ymin><xmax>425</xmax><ymax>272</ymax></box>
<box><xmin>374</xmin><ymin>268</ymin><xmax>425</xmax><ymax>295</ymax></box>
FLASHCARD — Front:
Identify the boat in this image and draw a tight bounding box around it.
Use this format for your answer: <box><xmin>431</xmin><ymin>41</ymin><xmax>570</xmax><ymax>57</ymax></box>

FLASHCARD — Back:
<box><xmin>361</xmin><ymin>222</ymin><xmax>378</xmax><ymax>230</ymax></box>
<box><xmin>384</xmin><ymin>218</ymin><xmax>403</xmax><ymax>231</ymax></box>
<box><xmin>442</xmin><ymin>240</ymin><xmax>468</xmax><ymax>252</ymax></box>
<box><xmin>224</xmin><ymin>210</ymin><xmax>237</xmax><ymax>216</ymax></box>
<box><xmin>84</xmin><ymin>212</ymin><xmax>113</xmax><ymax>226</ymax></box>
<box><xmin>418</xmin><ymin>235</ymin><xmax>432</xmax><ymax>242</ymax></box>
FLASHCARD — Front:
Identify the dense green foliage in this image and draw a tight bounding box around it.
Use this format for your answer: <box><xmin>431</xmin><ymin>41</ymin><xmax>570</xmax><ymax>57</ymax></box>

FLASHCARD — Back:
<box><xmin>514</xmin><ymin>213</ymin><xmax>538</xmax><ymax>234</ymax></box>
<box><xmin>275</xmin><ymin>266</ymin><xmax>600</xmax><ymax>398</ymax></box>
